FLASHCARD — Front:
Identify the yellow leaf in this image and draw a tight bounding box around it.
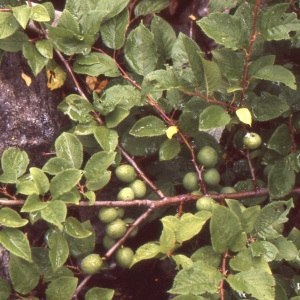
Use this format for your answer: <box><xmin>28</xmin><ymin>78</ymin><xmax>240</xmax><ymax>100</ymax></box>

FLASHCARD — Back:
<box><xmin>46</xmin><ymin>67</ymin><xmax>66</xmax><ymax>90</ymax></box>
<box><xmin>21</xmin><ymin>72</ymin><xmax>32</xmax><ymax>86</ymax></box>
<box><xmin>166</xmin><ymin>126</ymin><xmax>178</xmax><ymax>139</ymax></box>
<box><xmin>236</xmin><ymin>108</ymin><xmax>252</xmax><ymax>126</ymax></box>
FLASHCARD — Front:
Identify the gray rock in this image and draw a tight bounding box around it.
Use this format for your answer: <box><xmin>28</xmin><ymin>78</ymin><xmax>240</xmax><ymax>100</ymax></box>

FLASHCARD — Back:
<box><xmin>0</xmin><ymin>52</ymin><xmax>69</xmax><ymax>166</ymax></box>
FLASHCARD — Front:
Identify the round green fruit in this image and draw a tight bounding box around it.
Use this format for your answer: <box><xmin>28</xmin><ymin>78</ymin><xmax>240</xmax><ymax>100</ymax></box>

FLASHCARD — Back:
<box><xmin>196</xmin><ymin>196</ymin><xmax>216</xmax><ymax>211</ymax></box>
<box><xmin>183</xmin><ymin>172</ymin><xmax>200</xmax><ymax>192</ymax></box>
<box><xmin>105</xmin><ymin>219</ymin><xmax>127</xmax><ymax>239</ymax></box>
<box><xmin>115</xmin><ymin>164</ymin><xmax>137</xmax><ymax>183</ymax></box>
<box><xmin>80</xmin><ymin>254</ymin><xmax>103</xmax><ymax>274</ymax></box>
<box><xmin>117</xmin><ymin>207</ymin><xmax>125</xmax><ymax>219</ymax></box>
<box><xmin>115</xmin><ymin>246</ymin><xmax>134</xmax><ymax>268</ymax></box>
<box><xmin>220</xmin><ymin>186</ymin><xmax>236</xmax><ymax>194</ymax></box>
<box><xmin>243</xmin><ymin>132</ymin><xmax>262</xmax><ymax>150</ymax></box>
<box><xmin>117</xmin><ymin>187</ymin><xmax>135</xmax><ymax>201</ymax></box>
<box><xmin>203</xmin><ymin>168</ymin><xmax>220</xmax><ymax>186</ymax></box>
<box><xmin>103</xmin><ymin>235</ymin><xmax>116</xmax><ymax>250</ymax></box>
<box><xmin>124</xmin><ymin>217</ymin><xmax>138</xmax><ymax>238</ymax></box>
<box><xmin>98</xmin><ymin>207</ymin><xmax>118</xmax><ymax>223</ymax></box>
<box><xmin>129</xmin><ymin>179</ymin><xmax>147</xmax><ymax>199</ymax></box>
<box><xmin>197</xmin><ymin>146</ymin><xmax>218</xmax><ymax>168</ymax></box>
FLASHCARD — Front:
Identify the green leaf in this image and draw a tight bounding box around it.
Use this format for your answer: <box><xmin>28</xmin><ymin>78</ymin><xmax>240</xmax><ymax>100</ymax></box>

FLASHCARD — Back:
<box><xmin>30</xmin><ymin>4</ymin><xmax>50</xmax><ymax>22</ymax></box>
<box><xmin>1</xmin><ymin>147</ymin><xmax>29</xmax><ymax>177</ymax></box>
<box><xmin>176</xmin><ymin>212</ymin><xmax>211</xmax><ymax>244</ymax></box>
<box><xmin>255</xmin><ymin>199</ymin><xmax>294</xmax><ymax>239</ymax></box>
<box><xmin>84</xmin><ymin>151</ymin><xmax>116</xmax><ymax>181</ymax></box>
<box><xmin>42</xmin><ymin>158</ymin><xmax>74</xmax><ymax>175</ymax></box>
<box><xmin>171</xmin><ymin>33</ymin><xmax>204</xmax><ymax>85</ymax></box>
<box><xmin>41</xmin><ymin>200</ymin><xmax>67</xmax><ymax>230</ymax></box>
<box><xmin>85</xmin><ymin>287</ymin><xmax>115</xmax><ymax>300</ymax></box>
<box><xmin>56</xmin><ymin>9</ymin><xmax>80</xmax><ymax>33</ymax></box>
<box><xmin>73</xmin><ymin>52</ymin><xmax>120</xmax><ymax>77</ymax></box>
<box><xmin>252</xmin><ymin>65</ymin><xmax>296</xmax><ymax>90</ymax></box>
<box><xmin>64</xmin><ymin>217</ymin><xmax>92</xmax><ymax>239</ymax></box>
<box><xmin>22</xmin><ymin>42</ymin><xmax>49</xmax><ymax>76</ymax></box>
<box><xmin>16</xmin><ymin>178</ymin><xmax>39</xmax><ymax>195</ymax></box>
<box><xmin>0</xmin><ymin>31</ymin><xmax>28</xmax><ymax>52</ymax></box>
<box><xmin>229</xmin><ymin>248</ymin><xmax>271</xmax><ymax>273</ymax></box>
<box><xmin>130</xmin><ymin>116</ymin><xmax>166</xmax><ymax>137</ymax></box>
<box><xmin>160</xmin><ymin>225</ymin><xmax>176</xmax><ymax>253</ymax></box>
<box><xmin>267</xmin><ymin>124</ymin><xmax>292</xmax><ymax>155</ymax></box>
<box><xmin>124</xmin><ymin>22</ymin><xmax>158</xmax><ymax>76</ymax></box>
<box><xmin>212</xmin><ymin>48</ymin><xmax>244</xmax><ymax>83</ymax></box>
<box><xmin>250</xmin><ymin>241</ymin><xmax>279</xmax><ymax>262</ymax></box>
<box><xmin>210</xmin><ymin>205</ymin><xmax>246</xmax><ymax>253</ymax></box>
<box><xmin>46</xmin><ymin>276</ymin><xmax>78</xmax><ymax>300</ymax></box>
<box><xmin>200</xmin><ymin>55</ymin><xmax>221</xmax><ymax>96</ymax></box>
<box><xmin>131</xmin><ymin>242</ymin><xmax>162</xmax><ymax>267</ymax></box>
<box><xmin>86</xmin><ymin>170</ymin><xmax>111</xmax><ymax>191</ymax></box>
<box><xmin>0</xmin><ymin>170</ymin><xmax>17</xmax><ymax>184</ymax></box>
<box><xmin>0</xmin><ymin>12</ymin><xmax>20</xmax><ymax>39</ymax></box>
<box><xmin>58</xmin><ymin>94</ymin><xmax>94</xmax><ymax>123</ymax></box>
<box><xmin>244</xmin><ymin>92</ymin><xmax>290</xmax><ymax>122</ymax></box>
<box><xmin>169</xmin><ymin>260</ymin><xmax>224</xmax><ymax>295</ymax></box>
<box><xmin>226</xmin><ymin>270</ymin><xmax>275</xmax><ymax>300</ymax></box>
<box><xmin>0</xmin><ymin>277</ymin><xmax>10</xmax><ymax>300</ymax></box>
<box><xmin>93</xmin><ymin>127</ymin><xmax>118</xmax><ymax>152</ymax></box>
<box><xmin>48</xmin><ymin>232</ymin><xmax>69</xmax><ymax>272</ymax></box>
<box><xmin>159</xmin><ymin>139</ymin><xmax>181</xmax><ymax>161</ymax></box>
<box><xmin>151</xmin><ymin>15</ymin><xmax>176</xmax><ymax>60</ymax></box>
<box><xmin>55</xmin><ymin>132</ymin><xmax>83</xmax><ymax>169</ymax></box>
<box><xmin>0</xmin><ymin>228</ymin><xmax>32</xmax><ymax>262</ymax></box>
<box><xmin>65</xmin><ymin>220</ymin><xmax>95</xmax><ymax>259</ymax></box>
<box><xmin>0</xmin><ymin>207</ymin><xmax>28</xmax><ymax>228</ymax></box>
<box><xmin>50</xmin><ymin>169</ymin><xmax>83</xmax><ymax>198</ymax></box>
<box><xmin>261</xmin><ymin>3</ymin><xmax>300</xmax><ymax>41</ymax></box>
<box><xmin>101</xmin><ymin>8</ymin><xmax>129</xmax><ymax>50</ymax></box>
<box><xmin>21</xmin><ymin>194</ymin><xmax>49</xmax><ymax>213</ymax></box>
<box><xmin>270</xmin><ymin>236</ymin><xmax>298</xmax><ymax>261</ymax></box>
<box><xmin>36</xmin><ymin>39</ymin><xmax>53</xmax><ymax>58</ymax></box>
<box><xmin>172</xmin><ymin>254</ymin><xmax>193</xmax><ymax>269</ymax></box>
<box><xmin>199</xmin><ymin>105</ymin><xmax>231</xmax><ymax>130</ymax></box>
<box><xmin>197</xmin><ymin>13</ymin><xmax>248</xmax><ymax>50</ymax></box>
<box><xmin>94</xmin><ymin>84</ymin><xmax>142</xmax><ymax>115</ymax></box>
<box><xmin>9</xmin><ymin>253</ymin><xmax>40</xmax><ymax>295</ymax></box>
<box><xmin>79</xmin><ymin>9</ymin><xmax>106</xmax><ymax>36</ymax></box>
<box><xmin>268</xmin><ymin>159</ymin><xmax>295</xmax><ymax>199</ymax></box>
<box><xmin>12</xmin><ymin>5</ymin><xmax>31</xmax><ymax>29</ymax></box>
<box><xmin>134</xmin><ymin>0</ymin><xmax>168</xmax><ymax>16</ymax></box>
<box><xmin>30</xmin><ymin>167</ymin><xmax>50</xmax><ymax>195</ymax></box>
<box><xmin>190</xmin><ymin>246</ymin><xmax>221</xmax><ymax>268</ymax></box>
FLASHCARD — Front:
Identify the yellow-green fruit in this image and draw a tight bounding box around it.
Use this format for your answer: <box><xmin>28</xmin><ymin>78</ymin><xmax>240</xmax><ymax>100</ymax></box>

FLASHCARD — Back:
<box><xmin>203</xmin><ymin>168</ymin><xmax>220</xmax><ymax>186</ymax></box>
<box><xmin>243</xmin><ymin>132</ymin><xmax>262</xmax><ymax>150</ymax></box>
<box><xmin>196</xmin><ymin>196</ymin><xmax>216</xmax><ymax>211</ymax></box>
<box><xmin>105</xmin><ymin>219</ymin><xmax>127</xmax><ymax>239</ymax></box>
<box><xmin>117</xmin><ymin>187</ymin><xmax>135</xmax><ymax>201</ymax></box>
<box><xmin>124</xmin><ymin>217</ymin><xmax>138</xmax><ymax>238</ymax></box>
<box><xmin>220</xmin><ymin>186</ymin><xmax>236</xmax><ymax>194</ymax></box>
<box><xmin>115</xmin><ymin>164</ymin><xmax>137</xmax><ymax>183</ymax></box>
<box><xmin>115</xmin><ymin>246</ymin><xmax>134</xmax><ymax>268</ymax></box>
<box><xmin>98</xmin><ymin>207</ymin><xmax>118</xmax><ymax>223</ymax></box>
<box><xmin>103</xmin><ymin>235</ymin><xmax>116</xmax><ymax>250</ymax></box>
<box><xmin>80</xmin><ymin>254</ymin><xmax>103</xmax><ymax>274</ymax></box>
<box><xmin>197</xmin><ymin>146</ymin><xmax>218</xmax><ymax>168</ymax></box>
<box><xmin>129</xmin><ymin>179</ymin><xmax>147</xmax><ymax>199</ymax></box>
<box><xmin>117</xmin><ymin>207</ymin><xmax>125</xmax><ymax>218</ymax></box>
<box><xmin>183</xmin><ymin>172</ymin><xmax>200</xmax><ymax>192</ymax></box>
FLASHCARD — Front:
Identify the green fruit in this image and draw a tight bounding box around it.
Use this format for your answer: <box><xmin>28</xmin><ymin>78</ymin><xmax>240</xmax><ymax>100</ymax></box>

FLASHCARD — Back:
<box><xmin>98</xmin><ymin>207</ymin><xmax>118</xmax><ymax>223</ymax></box>
<box><xmin>203</xmin><ymin>168</ymin><xmax>220</xmax><ymax>186</ymax></box>
<box><xmin>196</xmin><ymin>196</ymin><xmax>216</xmax><ymax>211</ymax></box>
<box><xmin>105</xmin><ymin>219</ymin><xmax>127</xmax><ymax>239</ymax></box>
<box><xmin>117</xmin><ymin>207</ymin><xmax>125</xmax><ymax>219</ymax></box>
<box><xmin>220</xmin><ymin>186</ymin><xmax>236</xmax><ymax>194</ymax></box>
<box><xmin>129</xmin><ymin>179</ymin><xmax>147</xmax><ymax>199</ymax></box>
<box><xmin>183</xmin><ymin>172</ymin><xmax>200</xmax><ymax>192</ymax></box>
<box><xmin>124</xmin><ymin>217</ymin><xmax>138</xmax><ymax>238</ymax></box>
<box><xmin>243</xmin><ymin>132</ymin><xmax>262</xmax><ymax>150</ymax></box>
<box><xmin>197</xmin><ymin>146</ymin><xmax>218</xmax><ymax>168</ymax></box>
<box><xmin>117</xmin><ymin>187</ymin><xmax>135</xmax><ymax>201</ymax></box>
<box><xmin>103</xmin><ymin>235</ymin><xmax>116</xmax><ymax>250</ymax></box>
<box><xmin>115</xmin><ymin>164</ymin><xmax>137</xmax><ymax>183</ymax></box>
<box><xmin>80</xmin><ymin>254</ymin><xmax>103</xmax><ymax>274</ymax></box>
<box><xmin>115</xmin><ymin>246</ymin><xmax>134</xmax><ymax>268</ymax></box>
<box><xmin>191</xmin><ymin>190</ymin><xmax>203</xmax><ymax>196</ymax></box>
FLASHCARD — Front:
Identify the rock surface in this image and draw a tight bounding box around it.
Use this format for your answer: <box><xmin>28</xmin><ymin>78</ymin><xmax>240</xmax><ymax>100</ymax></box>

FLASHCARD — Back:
<box><xmin>0</xmin><ymin>52</ymin><xmax>69</xmax><ymax>166</ymax></box>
